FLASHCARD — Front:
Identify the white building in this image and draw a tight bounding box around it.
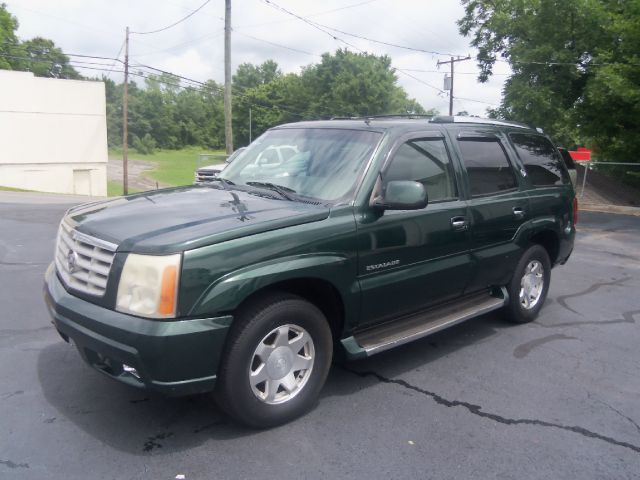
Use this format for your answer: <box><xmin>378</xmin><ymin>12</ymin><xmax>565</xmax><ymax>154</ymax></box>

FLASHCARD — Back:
<box><xmin>0</xmin><ymin>70</ymin><xmax>108</xmax><ymax>196</ymax></box>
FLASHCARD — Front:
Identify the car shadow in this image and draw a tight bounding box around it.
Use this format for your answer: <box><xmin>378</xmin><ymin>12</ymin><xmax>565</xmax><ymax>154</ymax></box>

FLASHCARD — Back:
<box><xmin>37</xmin><ymin>310</ymin><xmax>514</xmax><ymax>455</ymax></box>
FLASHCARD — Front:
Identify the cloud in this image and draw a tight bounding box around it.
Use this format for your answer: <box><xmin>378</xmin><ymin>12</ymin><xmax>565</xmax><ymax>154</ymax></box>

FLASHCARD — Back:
<box><xmin>10</xmin><ymin>0</ymin><xmax>510</xmax><ymax>116</ymax></box>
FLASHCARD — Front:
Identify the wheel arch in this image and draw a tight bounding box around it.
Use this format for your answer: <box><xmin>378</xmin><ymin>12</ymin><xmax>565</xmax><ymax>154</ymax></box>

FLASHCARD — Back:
<box><xmin>188</xmin><ymin>254</ymin><xmax>357</xmax><ymax>339</ymax></box>
<box><xmin>233</xmin><ymin>278</ymin><xmax>346</xmax><ymax>341</ymax></box>
<box><xmin>528</xmin><ymin>229</ymin><xmax>560</xmax><ymax>265</ymax></box>
<box><xmin>514</xmin><ymin>218</ymin><xmax>561</xmax><ymax>266</ymax></box>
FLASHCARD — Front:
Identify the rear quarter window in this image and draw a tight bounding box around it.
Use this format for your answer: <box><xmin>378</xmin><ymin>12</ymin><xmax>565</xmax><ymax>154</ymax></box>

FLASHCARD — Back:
<box><xmin>510</xmin><ymin>133</ymin><xmax>569</xmax><ymax>186</ymax></box>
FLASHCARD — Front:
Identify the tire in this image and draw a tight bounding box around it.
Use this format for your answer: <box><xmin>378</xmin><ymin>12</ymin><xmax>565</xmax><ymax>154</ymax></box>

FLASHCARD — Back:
<box><xmin>504</xmin><ymin>244</ymin><xmax>551</xmax><ymax>323</ymax></box>
<box><xmin>215</xmin><ymin>292</ymin><xmax>333</xmax><ymax>428</ymax></box>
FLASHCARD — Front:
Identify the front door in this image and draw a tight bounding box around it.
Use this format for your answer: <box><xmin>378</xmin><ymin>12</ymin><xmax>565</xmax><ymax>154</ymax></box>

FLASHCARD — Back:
<box><xmin>357</xmin><ymin>134</ymin><xmax>472</xmax><ymax>327</ymax></box>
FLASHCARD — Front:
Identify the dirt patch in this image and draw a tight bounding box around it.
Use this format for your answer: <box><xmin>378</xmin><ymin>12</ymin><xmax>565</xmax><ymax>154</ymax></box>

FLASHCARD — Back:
<box><xmin>107</xmin><ymin>157</ymin><xmax>170</xmax><ymax>192</ymax></box>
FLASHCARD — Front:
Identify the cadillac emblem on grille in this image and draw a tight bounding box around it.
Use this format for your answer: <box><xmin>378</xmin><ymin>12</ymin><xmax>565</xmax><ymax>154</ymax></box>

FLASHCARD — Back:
<box><xmin>67</xmin><ymin>250</ymin><xmax>80</xmax><ymax>274</ymax></box>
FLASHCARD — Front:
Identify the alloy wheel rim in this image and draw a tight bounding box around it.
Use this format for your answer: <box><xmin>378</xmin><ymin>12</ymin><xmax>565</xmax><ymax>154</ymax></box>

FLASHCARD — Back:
<box><xmin>519</xmin><ymin>260</ymin><xmax>544</xmax><ymax>310</ymax></box>
<box><xmin>249</xmin><ymin>324</ymin><xmax>315</xmax><ymax>405</ymax></box>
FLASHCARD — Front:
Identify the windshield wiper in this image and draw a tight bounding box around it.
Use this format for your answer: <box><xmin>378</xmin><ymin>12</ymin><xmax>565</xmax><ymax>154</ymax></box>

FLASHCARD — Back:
<box><xmin>209</xmin><ymin>177</ymin><xmax>235</xmax><ymax>190</ymax></box>
<box><xmin>245</xmin><ymin>181</ymin><xmax>296</xmax><ymax>201</ymax></box>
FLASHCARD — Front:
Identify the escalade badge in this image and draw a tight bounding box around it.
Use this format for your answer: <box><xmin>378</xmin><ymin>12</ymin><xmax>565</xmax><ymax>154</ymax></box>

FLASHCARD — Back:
<box><xmin>67</xmin><ymin>250</ymin><xmax>80</xmax><ymax>273</ymax></box>
<box><xmin>366</xmin><ymin>259</ymin><xmax>400</xmax><ymax>272</ymax></box>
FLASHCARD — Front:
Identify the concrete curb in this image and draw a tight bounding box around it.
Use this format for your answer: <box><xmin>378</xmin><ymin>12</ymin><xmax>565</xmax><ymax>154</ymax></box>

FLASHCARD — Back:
<box><xmin>580</xmin><ymin>203</ymin><xmax>640</xmax><ymax>217</ymax></box>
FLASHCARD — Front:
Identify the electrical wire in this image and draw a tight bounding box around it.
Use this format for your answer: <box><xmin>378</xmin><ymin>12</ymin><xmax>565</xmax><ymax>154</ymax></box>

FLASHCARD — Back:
<box><xmin>233</xmin><ymin>30</ymin><xmax>320</xmax><ymax>57</ymax></box>
<box><xmin>104</xmin><ymin>40</ymin><xmax>126</xmax><ymax>79</ymax></box>
<box><xmin>132</xmin><ymin>31</ymin><xmax>224</xmax><ymax>57</ymax></box>
<box><xmin>235</xmin><ymin>0</ymin><xmax>382</xmax><ymax>28</ymax></box>
<box><xmin>131</xmin><ymin>0</ymin><xmax>212</xmax><ymax>35</ymax></box>
<box><xmin>260</xmin><ymin>0</ymin><xmax>446</xmax><ymax>94</ymax></box>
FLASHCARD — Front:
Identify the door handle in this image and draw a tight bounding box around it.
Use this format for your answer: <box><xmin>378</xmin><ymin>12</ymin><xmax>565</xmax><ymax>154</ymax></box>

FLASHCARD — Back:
<box><xmin>450</xmin><ymin>216</ymin><xmax>468</xmax><ymax>231</ymax></box>
<box><xmin>512</xmin><ymin>207</ymin><xmax>526</xmax><ymax>219</ymax></box>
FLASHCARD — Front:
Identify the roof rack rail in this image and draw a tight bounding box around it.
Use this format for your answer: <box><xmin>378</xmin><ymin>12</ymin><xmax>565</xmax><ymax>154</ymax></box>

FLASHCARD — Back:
<box><xmin>330</xmin><ymin>114</ymin><xmax>435</xmax><ymax>120</ymax></box>
<box><xmin>429</xmin><ymin>115</ymin><xmax>533</xmax><ymax>130</ymax></box>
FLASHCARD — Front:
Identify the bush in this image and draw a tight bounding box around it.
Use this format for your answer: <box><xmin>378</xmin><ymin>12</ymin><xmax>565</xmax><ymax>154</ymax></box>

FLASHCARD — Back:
<box><xmin>132</xmin><ymin>133</ymin><xmax>157</xmax><ymax>155</ymax></box>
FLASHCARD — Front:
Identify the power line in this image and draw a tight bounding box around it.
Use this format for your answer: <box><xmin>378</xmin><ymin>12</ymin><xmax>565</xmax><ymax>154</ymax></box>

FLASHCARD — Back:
<box><xmin>132</xmin><ymin>31</ymin><xmax>224</xmax><ymax>57</ymax></box>
<box><xmin>307</xmin><ymin>20</ymin><xmax>460</xmax><ymax>58</ymax></box>
<box><xmin>260</xmin><ymin>0</ymin><xmax>446</xmax><ymax>94</ymax></box>
<box><xmin>259</xmin><ymin>0</ymin><xmax>459</xmax><ymax>57</ymax></box>
<box><xmin>235</xmin><ymin>0</ymin><xmax>382</xmax><ymax>28</ymax></box>
<box><xmin>496</xmin><ymin>58</ymin><xmax>640</xmax><ymax>67</ymax></box>
<box><xmin>131</xmin><ymin>0</ymin><xmax>212</xmax><ymax>35</ymax></box>
<box><xmin>104</xmin><ymin>40</ymin><xmax>126</xmax><ymax>79</ymax></box>
<box><xmin>401</xmin><ymin>68</ymin><xmax>511</xmax><ymax>76</ymax></box>
<box><xmin>456</xmin><ymin>96</ymin><xmax>498</xmax><ymax>106</ymax></box>
<box><xmin>234</xmin><ymin>30</ymin><xmax>320</xmax><ymax>57</ymax></box>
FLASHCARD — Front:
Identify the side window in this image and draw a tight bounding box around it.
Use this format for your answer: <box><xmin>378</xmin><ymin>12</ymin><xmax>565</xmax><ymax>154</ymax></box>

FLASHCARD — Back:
<box><xmin>384</xmin><ymin>138</ymin><xmax>457</xmax><ymax>202</ymax></box>
<box><xmin>510</xmin><ymin>133</ymin><xmax>569</xmax><ymax>186</ymax></box>
<box><xmin>458</xmin><ymin>138</ymin><xmax>517</xmax><ymax>196</ymax></box>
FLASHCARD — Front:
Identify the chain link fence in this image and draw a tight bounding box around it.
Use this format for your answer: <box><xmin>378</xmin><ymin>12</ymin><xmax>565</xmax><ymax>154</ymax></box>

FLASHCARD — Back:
<box><xmin>574</xmin><ymin>162</ymin><xmax>640</xmax><ymax>210</ymax></box>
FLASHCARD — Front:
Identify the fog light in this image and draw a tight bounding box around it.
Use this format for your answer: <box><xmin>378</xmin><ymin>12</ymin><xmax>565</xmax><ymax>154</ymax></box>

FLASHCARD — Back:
<box><xmin>123</xmin><ymin>364</ymin><xmax>140</xmax><ymax>379</ymax></box>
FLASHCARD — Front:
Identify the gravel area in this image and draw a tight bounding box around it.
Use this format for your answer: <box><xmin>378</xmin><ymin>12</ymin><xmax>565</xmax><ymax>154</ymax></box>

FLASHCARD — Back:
<box><xmin>107</xmin><ymin>157</ymin><xmax>169</xmax><ymax>192</ymax></box>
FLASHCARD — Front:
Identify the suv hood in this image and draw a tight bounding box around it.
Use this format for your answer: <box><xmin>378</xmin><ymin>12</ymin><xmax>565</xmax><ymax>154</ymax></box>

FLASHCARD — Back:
<box><xmin>66</xmin><ymin>186</ymin><xmax>330</xmax><ymax>254</ymax></box>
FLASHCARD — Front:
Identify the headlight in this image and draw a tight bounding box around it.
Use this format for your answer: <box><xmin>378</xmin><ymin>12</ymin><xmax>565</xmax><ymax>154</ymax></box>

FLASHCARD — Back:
<box><xmin>116</xmin><ymin>253</ymin><xmax>181</xmax><ymax>318</ymax></box>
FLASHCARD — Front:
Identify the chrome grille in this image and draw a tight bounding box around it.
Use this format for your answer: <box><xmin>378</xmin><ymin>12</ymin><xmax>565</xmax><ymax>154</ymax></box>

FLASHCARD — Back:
<box><xmin>54</xmin><ymin>220</ymin><xmax>117</xmax><ymax>297</ymax></box>
<box><xmin>195</xmin><ymin>169</ymin><xmax>216</xmax><ymax>184</ymax></box>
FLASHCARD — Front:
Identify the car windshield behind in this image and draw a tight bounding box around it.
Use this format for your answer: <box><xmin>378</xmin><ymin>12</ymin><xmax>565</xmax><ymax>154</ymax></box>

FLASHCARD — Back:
<box><xmin>219</xmin><ymin>128</ymin><xmax>381</xmax><ymax>202</ymax></box>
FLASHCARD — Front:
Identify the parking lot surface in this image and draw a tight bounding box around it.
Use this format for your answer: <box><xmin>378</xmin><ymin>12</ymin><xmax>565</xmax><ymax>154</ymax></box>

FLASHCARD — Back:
<box><xmin>1</xmin><ymin>194</ymin><xmax>639</xmax><ymax>479</ymax></box>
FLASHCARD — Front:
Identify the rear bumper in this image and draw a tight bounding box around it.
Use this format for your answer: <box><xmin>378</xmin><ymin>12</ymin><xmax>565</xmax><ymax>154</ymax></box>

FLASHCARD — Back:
<box><xmin>43</xmin><ymin>263</ymin><xmax>232</xmax><ymax>396</ymax></box>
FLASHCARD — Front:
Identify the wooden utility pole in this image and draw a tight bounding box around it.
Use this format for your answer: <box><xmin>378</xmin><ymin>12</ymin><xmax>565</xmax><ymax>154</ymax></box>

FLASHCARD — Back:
<box><xmin>224</xmin><ymin>0</ymin><xmax>233</xmax><ymax>154</ymax></box>
<box><xmin>122</xmin><ymin>26</ymin><xmax>130</xmax><ymax>195</ymax></box>
<box><xmin>437</xmin><ymin>55</ymin><xmax>471</xmax><ymax>116</ymax></box>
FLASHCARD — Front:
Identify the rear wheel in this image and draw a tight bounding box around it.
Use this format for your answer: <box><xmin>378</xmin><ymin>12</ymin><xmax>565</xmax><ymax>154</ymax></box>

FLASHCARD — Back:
<box><xmin>215</xmin><ymin>293</ymin><xmax>333</xmax><ymax>428</ymax></box>
<box><xmin>504</xmin><ymin>244</ymin><xmax>551</xmax><ymax>323</ymax></box>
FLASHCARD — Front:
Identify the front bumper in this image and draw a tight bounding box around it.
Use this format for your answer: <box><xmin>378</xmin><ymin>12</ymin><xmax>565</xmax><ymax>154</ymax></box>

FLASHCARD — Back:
<box><xmin>43</xmin><ymin>263</ymin><xmax>232</xmax><ymax>396</ymax></box>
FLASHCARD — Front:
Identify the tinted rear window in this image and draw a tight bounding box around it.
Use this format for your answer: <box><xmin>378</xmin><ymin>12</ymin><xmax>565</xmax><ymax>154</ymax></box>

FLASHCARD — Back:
<box><xmin>510</xmin><ymin>133</ymin><xmax>569</xmax><ymax>186</ymax></box>
<box><xmin>458</xmin><ymin>138</ymin><xmax>517</xmax><ymax>196</ymax></box>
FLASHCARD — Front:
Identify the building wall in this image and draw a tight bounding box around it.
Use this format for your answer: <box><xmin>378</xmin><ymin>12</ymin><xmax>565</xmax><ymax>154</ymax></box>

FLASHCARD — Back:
<box><xmin>0</xmin><ymin>71</ymin><xmax>108</xmax><ymax>196</ymax></box>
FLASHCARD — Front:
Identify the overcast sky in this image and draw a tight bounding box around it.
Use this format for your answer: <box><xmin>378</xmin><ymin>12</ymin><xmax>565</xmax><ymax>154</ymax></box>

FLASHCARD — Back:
<box><xmin>8</xmin><ymin>0</ymin><xmax>511</xmax><ymax>116</ymax></box>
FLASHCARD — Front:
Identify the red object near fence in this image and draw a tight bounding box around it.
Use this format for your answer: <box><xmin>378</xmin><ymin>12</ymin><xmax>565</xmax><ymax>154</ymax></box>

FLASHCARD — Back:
<box><xmin>569</xmin><ymin>147</ymin><xmax>591</xmax><ymax>162</ymax></box>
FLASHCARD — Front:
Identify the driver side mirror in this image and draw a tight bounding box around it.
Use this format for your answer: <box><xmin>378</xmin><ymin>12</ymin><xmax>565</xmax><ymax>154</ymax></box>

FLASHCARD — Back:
<box><xmin>371</xmin><ymin>180</ymin><xmax>428</xmax><ymax>210</ymax></box>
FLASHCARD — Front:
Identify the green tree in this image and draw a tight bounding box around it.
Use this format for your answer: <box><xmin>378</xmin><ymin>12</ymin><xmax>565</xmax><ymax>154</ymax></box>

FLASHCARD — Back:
<box><xmin>458</xmin><ymin>0</ymin><xmax>639</xmax><ymax>161</ymax></box>
<box><xmin>301</xmin><ymin>49</ymin><xmax>424</xmax><ymax>117</ymax></box>
<box><xmin>103</xmin><ymin>76</ymin><xmax>122</xmax><ymax>147</ymax></box>
<box><xmin>0</xmin><ymin>3</ymin><xmax>20</xmax><ymax>70</ymax></box>
<box><xmin>233</xmin><ymin>59</ymin><xmax>282</xmax><ymax>92</ymax></box>
<box><xmin>20</xmin><ymin>37</ymin><xmax>81</xmax><ymax>79</ymax></box>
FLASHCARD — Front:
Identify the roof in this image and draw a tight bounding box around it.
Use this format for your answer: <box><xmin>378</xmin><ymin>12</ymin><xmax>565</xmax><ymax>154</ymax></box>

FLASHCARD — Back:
<box><xmin>276</xmin><ymin>115</ymin><xmax>539</xmax><ymax>133</ymax></box>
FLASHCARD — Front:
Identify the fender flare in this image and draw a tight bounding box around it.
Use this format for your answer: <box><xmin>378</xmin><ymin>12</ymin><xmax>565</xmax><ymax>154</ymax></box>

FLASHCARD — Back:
<box><xmin>188</xmin><ymin>253</ymin><xmax>357</xmax><ymax>321</ymax></box>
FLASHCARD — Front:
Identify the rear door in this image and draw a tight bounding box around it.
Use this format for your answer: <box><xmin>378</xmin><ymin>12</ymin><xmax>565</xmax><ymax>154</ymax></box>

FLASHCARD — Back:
<box><xmin>451</xmin><ymin>129</ymin><xmax>530</xmax><ymax>293</ymax></box>
<box><xmin>509</xmin><ymin>133</ymin><xmax>575</xmax><ymax>248</ymax></box>
<box><xmin>357</xmin><ymin>132</ymin><xmax>472</xmax><ymax>327</ymax></box>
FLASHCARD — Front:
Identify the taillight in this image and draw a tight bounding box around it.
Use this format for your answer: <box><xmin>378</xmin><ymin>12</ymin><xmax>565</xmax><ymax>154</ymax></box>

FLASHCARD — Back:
<box><xmin>572</xmin><ymin>196</ymin><xmax>578</xmax><ymax>225</ymax></box>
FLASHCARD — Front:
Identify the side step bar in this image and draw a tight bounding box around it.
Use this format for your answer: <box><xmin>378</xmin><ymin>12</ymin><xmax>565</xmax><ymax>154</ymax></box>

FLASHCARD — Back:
<box><xmin>346</xmin><ymin>287</ymin><xmax>508</xmax><ymax>357</ymax></box>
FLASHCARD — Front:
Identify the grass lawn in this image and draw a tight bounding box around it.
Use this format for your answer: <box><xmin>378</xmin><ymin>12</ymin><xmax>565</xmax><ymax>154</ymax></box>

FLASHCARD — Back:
<box><xmin>0</xmin><ymin>185</ymin><xmax>32</xmax><ymax>192</ymax></box>
<box><xmin>107</xmin><ymin>180</ymin><xmax>143</xmax><ymax>197</ymax></box>
<box><xmin>110</xmin><ymin>146</ymin><xmax>226</xmax><ymax>187</ymax></box>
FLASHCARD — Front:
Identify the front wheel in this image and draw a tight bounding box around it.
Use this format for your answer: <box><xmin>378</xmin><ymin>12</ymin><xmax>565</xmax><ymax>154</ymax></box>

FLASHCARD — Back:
<box><xmin>504</xmin><ymin>244</ymin><xmax>551</xmax><ymax>323</ymax></box>
<box><xmin>215</xmin><ymin>293</ymin><xmax>333</xmax><ymax>428</ymax></box>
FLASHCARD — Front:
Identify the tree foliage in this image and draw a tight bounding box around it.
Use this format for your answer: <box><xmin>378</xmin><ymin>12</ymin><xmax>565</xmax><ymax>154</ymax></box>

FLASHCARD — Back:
<box><xmin>1</xmin><ymin>4</ymin><xmax>80</xmax><ymax>78</ymax></box>
<box><xmin>231</xmin><ymin>50</ymin><xmax>427</xmax><ymax>146</ymax></box>
<box><xmin>0</xmin><ymin>3</ymin><xmax>19</xmax><ymax>70</ymax></box>
<box><xmin>458</xmin><ymin>0</ymin><xmax>640</xmax><ymax>161</ymax></box>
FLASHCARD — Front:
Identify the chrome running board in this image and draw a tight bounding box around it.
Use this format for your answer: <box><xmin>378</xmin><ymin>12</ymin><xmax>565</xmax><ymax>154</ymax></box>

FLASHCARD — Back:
<box><xmin>351</xmin><ymin>287</ymin><xmax>507</xmax><ymax>357</ymax></box>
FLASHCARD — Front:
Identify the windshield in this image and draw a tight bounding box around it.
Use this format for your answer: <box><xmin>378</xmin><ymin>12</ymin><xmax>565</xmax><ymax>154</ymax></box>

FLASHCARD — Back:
<box><xmin>219</xmin><ymin>128</ymin><xmax>381</xmax><ymax>202</ymax></box>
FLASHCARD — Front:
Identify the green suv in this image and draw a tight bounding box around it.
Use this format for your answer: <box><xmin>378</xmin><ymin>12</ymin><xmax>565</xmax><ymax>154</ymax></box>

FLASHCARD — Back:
<box><xmin>44</xmin><ymin>116</ymin><xmax>576</xmax><ymax>427</ymax></box>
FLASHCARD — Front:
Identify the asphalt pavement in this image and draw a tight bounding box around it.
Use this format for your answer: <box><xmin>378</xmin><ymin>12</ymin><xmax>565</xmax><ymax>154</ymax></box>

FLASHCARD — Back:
<box><xmin>1</xmin><ymin>193</ymin><xmax>639</xmax><ymax>480</ymax></box>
